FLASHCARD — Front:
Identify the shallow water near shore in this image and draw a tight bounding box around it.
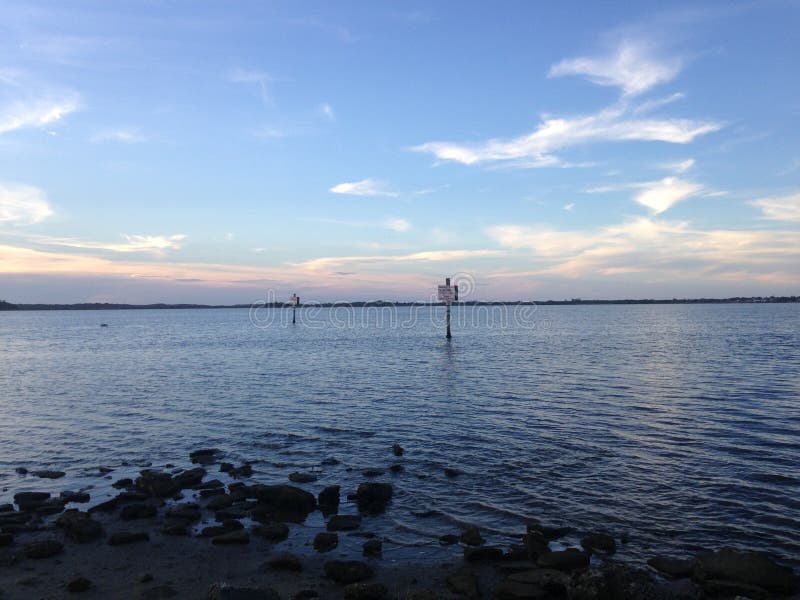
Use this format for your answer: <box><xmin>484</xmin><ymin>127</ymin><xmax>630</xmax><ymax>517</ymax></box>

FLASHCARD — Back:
<box><xmin>1</xmin><ymin>304</ymin><xmax>799</xmax><ymax>567</ymax></box>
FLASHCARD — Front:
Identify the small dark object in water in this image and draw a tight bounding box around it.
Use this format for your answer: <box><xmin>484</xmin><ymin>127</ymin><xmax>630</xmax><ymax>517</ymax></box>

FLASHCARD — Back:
<box><xmin>100</xmin><ymin>323</ymin><xmax>108</xmax><ymax>327</ymax></box>
<box><xmin>391</xmin><ymin>444</ymin><xmax>404</xmax><ymax>457</ymax></box>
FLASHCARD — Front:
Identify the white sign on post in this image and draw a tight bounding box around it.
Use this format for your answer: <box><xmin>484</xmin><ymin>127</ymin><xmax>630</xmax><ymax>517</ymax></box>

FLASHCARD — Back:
<box><xmin>437</xmin><ymin>285</ymin><xmax>458</xmax><ymax>304</ymax></box>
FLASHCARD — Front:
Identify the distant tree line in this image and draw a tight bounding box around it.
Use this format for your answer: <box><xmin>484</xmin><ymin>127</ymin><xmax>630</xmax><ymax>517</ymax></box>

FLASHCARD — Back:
<box><xmin>0</xmin><ymin>296</ymin><xmax>798</xmax><ymax>311</ymax></box>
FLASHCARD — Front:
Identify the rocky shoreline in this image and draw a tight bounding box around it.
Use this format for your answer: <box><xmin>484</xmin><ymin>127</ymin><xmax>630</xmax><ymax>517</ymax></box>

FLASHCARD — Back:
<box><xmin>0</xmin><ymin>446</ymin><xmax>797</xmax><ymax>599</ymax></box>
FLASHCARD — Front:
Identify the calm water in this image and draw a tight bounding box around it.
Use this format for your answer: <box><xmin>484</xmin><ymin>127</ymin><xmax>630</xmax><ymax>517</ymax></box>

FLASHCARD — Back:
<box><xmin>1</xmin><ymin>304</ymin><xmax>799</xmax><ymax>566</ymax></box>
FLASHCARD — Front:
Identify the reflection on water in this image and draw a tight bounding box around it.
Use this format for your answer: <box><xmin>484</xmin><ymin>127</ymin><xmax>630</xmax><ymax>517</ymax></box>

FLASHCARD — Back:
<box><xmin>0</xmin><ymin>304</ymin><xmax>798</xmax><ymax>565</ymax></box>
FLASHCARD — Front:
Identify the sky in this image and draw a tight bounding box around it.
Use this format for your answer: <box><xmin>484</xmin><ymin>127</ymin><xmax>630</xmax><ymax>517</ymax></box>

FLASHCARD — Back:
<box><xmin>1</xmin><ymin>0</ymin><xmax>799</xmax><ymax>303</ymax></box>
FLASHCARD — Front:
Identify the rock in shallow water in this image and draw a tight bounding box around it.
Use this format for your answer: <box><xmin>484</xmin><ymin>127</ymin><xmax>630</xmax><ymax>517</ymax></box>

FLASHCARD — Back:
<box><xmin>693</xmin><ymin>547</ymin><xmax>797</xmax><ymax>595</ymax></box>
<box><xmin>314</xmin><ymin>532</ymin><xmax>339</xmax><ymax>552</ymax></box>
<box><xmin>288</xmin><ymin>471</ymin><xmax>318</xmax><ymax>483</ymax></box>
<box><xmin>647</xmin><ymin>556</ymin><xmax>695</xmax><ymax>579</ymax></box>
<box><xmin>212</xmin><ymin>529</ymin><xmax>250</xmax><ymax>545</ymax></box>
<box><xmin>254</xmin><ymin>521</ymin><xmax>289</xmax><ymax>541</ymax></box>
<box><xmin>362</xmin><ymin>538</ymin><xmax>382</xmax><ymax>557</ymax></box>
<box><xmin>34</xmin><ymin>469</ymin><xmax>66</xmax><ymax>479</ymax></box>
<box><xmin>460</xmin><ymin>526</ymin><xmax>483</xmax><ymax>546</ymax></box>
<box><xmin>318</xmin><ymin>485</ymin><xmax>340</xmax><ymax>514</ymax></box>
<box><xmin>327</xmin><ymin>514</ymin><xmax>361</xmax><ymax>531</ymax></box>
<box><xmin>56</xmin><ymin>509</ymin><xmax>104</xmax><ymax>542</ymax></box>
<box><xmin>355</xmin><ymin>482</ymin><xmax>392</xmax><ymax>515</ymax></box>
<box><xmin>581</xmin><ymin>532</ymin><xmax>617</xmax><ymax>554</ymax></box>
<box><xmin>537</xmin><ymin>549</ymin><xmax>590</xmax><ymax>571</ymax></box>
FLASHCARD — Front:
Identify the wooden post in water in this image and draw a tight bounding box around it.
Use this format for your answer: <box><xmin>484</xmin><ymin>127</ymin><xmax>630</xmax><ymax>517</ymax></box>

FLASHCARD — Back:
<box><xmin>437</xmin><ymin>277</ymin><xmax>458</xmax><ymax>340</ymax></box>
<box><xmin>445</xmin><ymin>278</ymin><xmax>452</xmax><ymax>339</ymax></box>
<box><xmin>290</xmin><ymin>293</ymin><xmax>299</xmax><ymax>325</ymax></box>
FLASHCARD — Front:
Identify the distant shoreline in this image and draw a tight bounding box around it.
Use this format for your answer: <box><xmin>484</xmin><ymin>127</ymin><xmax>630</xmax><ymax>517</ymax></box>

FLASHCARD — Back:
<box><xmin>1</xmin><ymin>296</ymin><xmax>798</xmax><ymax>311</ymax></box>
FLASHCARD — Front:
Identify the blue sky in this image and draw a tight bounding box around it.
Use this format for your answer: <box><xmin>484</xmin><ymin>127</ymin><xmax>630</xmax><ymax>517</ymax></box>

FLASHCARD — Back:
<box><xmin>1</xmin><ymin>0</ymin><xmax>798</xmax><ymax>303</ymax></box>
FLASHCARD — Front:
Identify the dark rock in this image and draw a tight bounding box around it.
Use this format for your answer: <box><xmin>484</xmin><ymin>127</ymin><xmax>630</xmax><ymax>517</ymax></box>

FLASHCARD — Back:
<box><xmin>693</xmin><ymin>547</ymin><xmax>797</xmax><ymax>595</ymax></box>
<box><xmin>0</xmin><ymin>532</ymin><xmax>13</xmax><ymax>546</ymax></box>
<box><xmin>60</xmin><ymin>491</ymin><xmax>91</xmax><ymax>503</ymax></box>
<box><xmin>314</xmin><ymin>532</ymin><xmax>339</xmax><ymax>552</ymax></box>
<box><xmin>324</xmin><ymin>560</ymin><xmax>374</xmax><ymax>584</ymax></box>
<box><xmin>118</xmin><ymin>489</ymin><xmax>151</xmax><ymax>503</ymax></box>
<box><xmin>266</xmin><ymin>553</ymin><xmax>302</xmax><ymax>571</ymax></box>
<box><xmin>15</xmin><ymin>467</ymin><xmax>28</xmax><ymax>475</ymax></box>
<box><xmin>140</xmin><ymin>573</ymin><xmax>154</xmax><ymax>583</ymax></box>
<box><xmin>495</xmin><ymin>568</ymin><xmax>569</xmax><ymax>600</ymax></box>
<box><xmin>524</xmin><ymin>530</ymin><xmax>549</xmax><ymax>559</ymax></box>
<box><xmin>89</xmin><ymin>497</ymin><xmax>119</xmax><ymax>513</ymax></box>
<box><xmin>647</xmin><ymin>556</ymin><xmax>695</xmax><ymax>578</ymax></box>
<box><xmin>135</xmin><ymin>470</ymin><xmax>179</xmax><ymax>498</ymax></box>
<box><xmin>581</xmin><ymin>532</ymin><xmax>616</xmax><ymax>554</ymax></box>
<box><xmin>362</xmin><ymin>468</ymin><xmax>385</xmax><ymax>477</ymax></box>
<box><xmin>389</xmin><ymin>464</ymin><xmax>403</xmax><ymax>474</ymax></box>
<box><xmin>220</xmin><ymin>462</ymin><xmax>234</xmax><ymax>472</ymax></box>
<box><xmin>321</xmin><ymin>457</ymin><xmax>340</xmax><ymax>466</ymax></box>
<box><xmin>318</xmin><ymin>485</ymin><xmax>340</xmax><ymax>514</ymax></box>
<box><xmin>537</xmin><ymin>549</ymin><xmax>590</xmax><ymax>571</ymax></box>
<box><xmin>56</xmin><ymin>510</ymin><xmax>104</xmax><ymax>542</ymax></box>
<box><xmin>569</xmin><ymin>562</ymin><xmax>675</xmax><ymax>600</ymax></box>
<box><xmin>444</xmin><ymin>468</ymin><xmax>462</xmax><ymax>478</ymax></box>
<box><xmin>201</xmin><ymin>525</ymin><xmax>229</xmax><ymax>537</ymax></box>
<box><xmin>189</xmin><ymin>448</ymin><xmax>220</xmax><ymax>464</ymax></box>
<box><xmin>362</xmin><ymin>538</ymin><xmax>382</xmax><ymax>557</ymax></box>
<box><xmin>391</xmin><ymin>444</ymin><xmax>404</xmax><ymax>457</ymax></box>
<box><xmin>174</xmin><ymin>467</ymin><xmax>206</xmax><ymax>488</ymax></box>
<box><xmin>328</xmin><ymin>514</ymin><xmax>362</xmax><ymax>531</ymax></box>
<box><xmin>35</xmin><ymin>497</ymin><xmax>67</xmax><ymax>515</ymax></box>
<box><xmin>216</xmin><ymin>506</ymin><xmax>249</xmax><ymax>521</ymax></box>
<box><xmin>194</xmin><ymin>478</ymin><xmax>224</xmax><ymax>490</ymax></box>
<box><xmin>253</xmin><ymin>484</ymin><xmax>317</xmax><ymax>521</ymax></box>
<box><xmin>166</xmin><ymin>503</ymin><xmax>201</xmax><ymax>522</ymax></box>
<box><xmin>200</xmin><ymin>487</ymin><xmax>223</xmax><ymax>498</ymax></box>
<box><xmin>465</xmin><ymin>546</ymin><xmax>504</xmax><ymax>562</ymax></box>
<box><xmin>34</xmin><ymin>469</ymin><xmax>66</xmax><ymax>479</ymax></box>
<box><xmin>120</xmin><ymin>503</ymin><xmax>157</xmax><ymax>520</ymax></box>
<box><xmin>288</xmin><ymin>471</ymin><xmax>318</xmax><ymax>483</ymax></box>
<box><xmin>439</xmin><ymin>534</ymin><xmax>459</xmax><ymax>545</ymax></box>
<box><xmin>461</xmin><ymin>526</ymin><xmax>483</xmax><ymax>546</ymax></box>
<box><xmin>344</xmin><ymin>582</ymin><xmax>387</xmax><ymax>599</ymax></box>
<box><xmin>527</xmin><ymin>520</ymin><xmax>572</xmax><ymax>541</ymax></box>
<box><xmin>23</xmin><ymin>539</ymin><xmax>63</xmax><ymax>558</ymax></box>
<box><xmin>254</xmin><ymin>521</ymin><xmax>289</xmax><ymax>541</ymax></box>
<box><xmin>0</xmin><ymin>503</ymin><xmax>13</xmax><ymax>512</ymax></box>
<box><xmin>294</xmin><ymin>591</ymin><xmax>319</xmax><ymax>600</ymax></box>
<box><xmin>112</xmin><ymin>478</ymin><xmax>133</xmax><ymax>489</ymax></box>
<box><xmin>66</xmin><ymin>576</ymin><xmax>92</xmax><ymax>593</ymax></box>
<box><xmin>413</xmin><ymin>509</ymin><xmax>437</xmax><ymax>518</ymax></box>
<box><xmin>207</xmin><ymin>583</ymin><xmax>280</xmax><ymax>599</ymax></box>
<box><xmin>355</xmin><ymin>482</ymin><xmax>392</xmax><ymax>515</ymax></box>
<box><xmin>446</xmin><ymin>569</ymin><xmax>478</xmax><ymax>598</ymax></box>
<box><xmin>212</xmin><ymin>529</ymin><xmax>250</xmax><ymax>545</ymax></box>
<box><xmin>207</xmin><ymin>494</ymin><xmax>234</xmax><ymax>510</ymax></box>
<box><xmin>108</xmin><ymin>531</ymin><xmax>149</xmax><ymax>545</ymax></box>
<box><xmin>14</xmin><ymin>491</ymin><xmax>50</xmax><ymax>511</ymax></box>
<box><xmin>229</xmin><ymin>464</ymin><xmax>253</xmax><ymax>478</ymax></box>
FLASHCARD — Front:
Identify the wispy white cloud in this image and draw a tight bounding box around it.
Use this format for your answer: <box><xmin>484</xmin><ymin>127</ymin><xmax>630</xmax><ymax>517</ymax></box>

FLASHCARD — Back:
<box><xmin>305</xmin><ymin>216</ymin><xmax>412</xmax><ymax>232</ymax></box>
<box><xmin>634</xmin><ymin>92</ymin><xmax>686</xmax><ymax>115</ymax></box>
<box><xmin>330</xmin><ymin>178</ymin><xmax>399</xmax><ymax>197</ymax></box>
<box><xmin>293</xmin><ymin>249</ymin><xmax>503</xmax><ymax>271</ymax></box>
<box><xmin>0</xmin><ymin>94</ymin><xmax>79</xmax><ymax>135</ymax></box>
<box><xmin>33</xmin><ymin>233</ymin><xmax>187</xmax><ymax>254</ymax></box>
<box><xmin>751</xmin><ymin>192</ymin><xmax>800</xmax><ymax>222</ymax></box>
<box><xmin>91</xmin><ymin>128</ymin><xmax>146</xmax><ymax>143</ymax></box>
<box><xmin>563</xmin><ymin>203</ymin><xmax>575</xmax><ymax>212</ymax></box>
<box><xmin>548</xmin><ymin>40</ymin><xmax>682</xmax><ymax>97</ymax></box>
<box><xmin>634</xmin><ymin>177</ymin><xmax>704</xmax><ymax>214</ymax></box>
<box><xmin>413</xmin><ymin>104</ymin><xmax>719</xmax><ymax>168</ymax></box>
<box><xmin>662</xmin><ymin>158</ymin><xmax>695</xmax><ymax>173</ymax></box>
<box><xmin>487</xmin><ymin>217</ymin><xmax>800</xmax><ymax>284</ymax></box>
<box><xmin>0</xmin><ymin>182</ymin><xmax>53</xmax><ymax>225</ymax></box>
<box><xmin>229</xmin><ymin>68</ymin><xmax>273</xmax><ymax>105</ymax></box>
